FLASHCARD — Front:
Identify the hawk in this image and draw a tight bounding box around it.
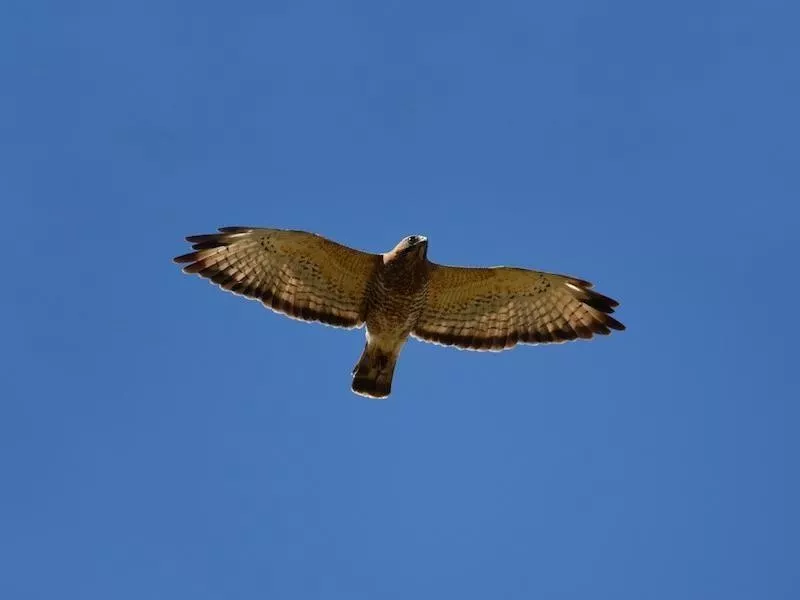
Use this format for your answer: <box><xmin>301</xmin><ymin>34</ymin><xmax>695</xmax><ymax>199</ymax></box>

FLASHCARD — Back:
<box><xmin>174</xmin><ymin>227</ymin><xmax>625</xmax><ymax>398</ymax></box>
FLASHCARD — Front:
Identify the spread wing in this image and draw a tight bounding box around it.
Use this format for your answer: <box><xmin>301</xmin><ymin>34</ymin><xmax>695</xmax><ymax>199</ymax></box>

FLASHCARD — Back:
<box><xmin>412</xmin><ymin>263</ymin><xmax>625</xmax><ymax>351</ymax></box>
<box><xmin>174</xmin><ymin>227</ymin><xmax>381</xmax><ymax>328</ymax></box>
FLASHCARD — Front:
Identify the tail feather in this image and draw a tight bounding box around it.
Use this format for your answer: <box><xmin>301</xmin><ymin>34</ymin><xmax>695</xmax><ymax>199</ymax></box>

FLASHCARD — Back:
<box><xmin>352</xmin><ymin>344</ymin><xmax>397</xmax><ymax>399</ymax></box>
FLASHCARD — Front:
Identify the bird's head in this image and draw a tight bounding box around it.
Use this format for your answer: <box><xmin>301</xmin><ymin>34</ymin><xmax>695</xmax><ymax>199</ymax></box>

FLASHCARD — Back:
<box><xmin>385</xmin><ymin>235</ymin><xmax>428</xmax><ymax>262</ymax></box>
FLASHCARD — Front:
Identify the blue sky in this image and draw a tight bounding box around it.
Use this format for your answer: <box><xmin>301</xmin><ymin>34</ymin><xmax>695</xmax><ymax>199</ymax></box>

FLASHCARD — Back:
<box><xmin>3</xmin><ymin>0</ymin><xmax>799</xmax><ymax>598</ymax></box>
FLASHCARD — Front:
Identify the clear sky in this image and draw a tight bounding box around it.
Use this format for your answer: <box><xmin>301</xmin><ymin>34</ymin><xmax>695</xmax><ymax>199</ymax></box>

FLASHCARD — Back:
<box><xmin>3</xmin><ymin>1</ymin><xmax>798</xmax><ymax>598</ymax></box>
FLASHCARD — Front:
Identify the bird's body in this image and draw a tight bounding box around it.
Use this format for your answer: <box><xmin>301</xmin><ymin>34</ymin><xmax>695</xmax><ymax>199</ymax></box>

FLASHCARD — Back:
<box><xmin>174</xmin><ymin>227</ymin><xmax>624</xmax><ymax>398</ymax></box>
<box><xmin>354</xmin><ymin>236</ymin><xmax>430</xmax><ymax>397</ymax></box>
<box><xmin>366</xmin><ymin>238</ymin><xmax>429</xmax><ymax>340</ymax></box>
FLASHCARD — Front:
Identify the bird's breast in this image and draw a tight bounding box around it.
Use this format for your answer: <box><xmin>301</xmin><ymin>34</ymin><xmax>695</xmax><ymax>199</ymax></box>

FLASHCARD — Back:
<box><xmin>364</xmin><ymin>260</ymin><xmax>429</xmax><ymax>337</ymax></box>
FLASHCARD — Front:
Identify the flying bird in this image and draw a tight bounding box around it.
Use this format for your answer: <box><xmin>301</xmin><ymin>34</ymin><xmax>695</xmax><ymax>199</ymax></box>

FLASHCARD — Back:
<box><xmin>174</xmin><ymin>227</ymin><xmax>625</xmax><ymax>398</ymax></box>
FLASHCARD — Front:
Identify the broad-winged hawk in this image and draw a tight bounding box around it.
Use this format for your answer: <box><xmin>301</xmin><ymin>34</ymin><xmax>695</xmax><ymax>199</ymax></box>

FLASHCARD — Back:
<box><xmin>174</xmin><ymin>227</ymin><xmax>625</xmax><ymax>398</ymax></box>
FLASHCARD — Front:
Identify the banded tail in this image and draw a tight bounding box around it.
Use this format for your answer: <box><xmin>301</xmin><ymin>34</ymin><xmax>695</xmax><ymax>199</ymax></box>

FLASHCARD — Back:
<box><xmin>351</xmin><ymin>343</ymin><xmax>398</xmax><ymax>399</ymax></box>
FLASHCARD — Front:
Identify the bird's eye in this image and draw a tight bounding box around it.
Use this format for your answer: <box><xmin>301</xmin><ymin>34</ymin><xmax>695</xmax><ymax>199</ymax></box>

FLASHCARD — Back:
<box><xmin>407</xmin><ymin>236</ymin><xmax>418</xmax><ymax>244</ymax></box>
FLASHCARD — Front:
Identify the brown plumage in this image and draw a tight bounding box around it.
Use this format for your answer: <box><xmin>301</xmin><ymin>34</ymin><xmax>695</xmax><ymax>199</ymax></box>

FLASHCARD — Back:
<box><xmin>174</xmin><ymin>227</ymin><xmax>625</xmax><ymax>398</ymax></box>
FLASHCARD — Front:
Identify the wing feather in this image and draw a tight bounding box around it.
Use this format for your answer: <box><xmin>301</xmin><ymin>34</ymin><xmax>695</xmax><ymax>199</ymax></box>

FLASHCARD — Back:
<box><xmin>413</xmin><ymin>263</ymin><xmax>624</xmax><ymax>351</ymax></box>
<box><xmin>174</xmin><ymin>227</ymin><xmax>380</xmax><ymax>328</ymax></box>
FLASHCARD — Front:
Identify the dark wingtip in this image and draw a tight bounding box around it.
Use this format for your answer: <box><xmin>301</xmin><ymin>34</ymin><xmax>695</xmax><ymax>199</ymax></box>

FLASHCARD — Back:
<box><xmin>565</xmin><ymin>279</ymin><xmax>621</xmax><ymax>311</ymax></box>
<box><xmin>185</xmin><ymin>234</ymin><xmax>214</xmax><ymax>243</ymax></box>
<box><xmin>563</xmin><ymin>277</ymin><xmax>625</xmax><ymax>334</ymax></box>
<box><xmin>184</xmin><ymin>234</ymin><xmax>223</xmax><ymax>248</ymax></box>
<box><xmin>183</xmin><ymin>232</ymin><xmax>242</xmax><ymax>251</ymax></box>
<box><xmin>582</xmin><ymin>291</ymin><xmax>619</xmax><ymax>313</ymax></box>
<box><xmin>218</xmin><ymin>226</ymin><xmax>253</xmax><ymax>233</ymax></box>
<box><xmin>605</xmin><ymin>315</ymin><xmax>626</xmax><ymax>331</ymax></box>
<box><xmin>173</xmin><ymin>252</ymin><xmax>197</xmax><ymax>264</ymax></box>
